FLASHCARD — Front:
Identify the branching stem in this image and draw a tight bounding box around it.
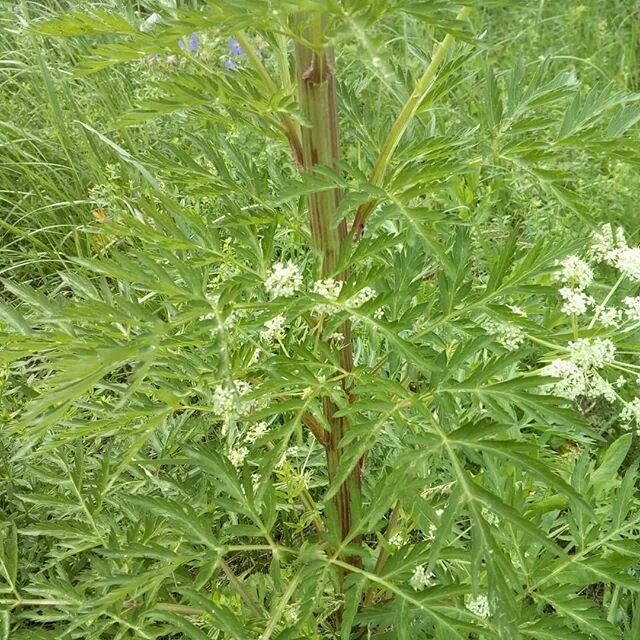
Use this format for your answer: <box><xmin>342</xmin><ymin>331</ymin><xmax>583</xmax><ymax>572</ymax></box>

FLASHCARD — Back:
<box><xmin>233</xmin><ymin>31</ymin><xmax>304</xmax><ymax>167</ymax></box>
<box><xmin>351</xmin><ymin>6</ymin><xmax>473</xmax><ymax>239</ymax></box>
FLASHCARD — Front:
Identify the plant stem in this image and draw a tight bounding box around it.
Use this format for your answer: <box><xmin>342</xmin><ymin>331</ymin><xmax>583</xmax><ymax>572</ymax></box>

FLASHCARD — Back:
<box><xmin>233</xmin><ymin>31</ymin><xmax>304</xmax><ymax>168</ymax></box>
<box><xmin>292</xmin><ymin>13</ymin><xmax>362</xmax><ymax>552</ymax></box>
<box><xmin>351</xmin><ymin>6</ymin><xmax>473</xmax><ymax>239</ymax></box>
<box><xmin>219</xmin><ymin>557</ymin><xmax>262</xmax><ymax>617</ymax></box>
<box><xmin>362</xmin><ymin>500</ymin><xmax>401</xmax><ymax>607</ymax></box>
<box><xmin>588</xmin><ymin>272</ymin><xmax>625</xmax><ymax>330</ymax></box>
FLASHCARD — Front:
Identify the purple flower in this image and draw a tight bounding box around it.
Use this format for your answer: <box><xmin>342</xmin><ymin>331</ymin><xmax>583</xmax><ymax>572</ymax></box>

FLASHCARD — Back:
<box><xmin>224</xmin><ymin>59</ymin><xmax>237</xmax><ymax>70</ymax></box>
<box><xmin>178</xmin><ymin>33</ymin><xmax>200</xmax><ymax>52</ymax></box>
<box><xmin>188</xmin><ymin>33</ymin><xmax>199</xmax><ymax>52</ymax></box>
<box><xmin>229</xmin><ymin>36</ymin><xmax>244</xmax><ymax>57</ymax></box>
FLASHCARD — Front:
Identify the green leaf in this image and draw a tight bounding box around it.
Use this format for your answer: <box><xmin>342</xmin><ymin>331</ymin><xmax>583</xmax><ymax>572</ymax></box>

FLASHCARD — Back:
<box><xmin>147</xmin><ymin>611</ymin><xmax>211</xmax><ymax>640</ymax></box>
<box><xmin>591</xmin><ymin>433</ymin><xmax>632</xmax><ymax>488</ymax></box>
<box><xmin>126</xmin><ymin>495</ymin><xmax>219</xmax><ymax>549</ymax></box>
<box><xmin>0</xmin><ymin>301</ymin><xmax>31</xmax><ymax>334</ymax></box>
<box><xmin>0</xmin><ymin>523</ymin><xmax>17</xmax><ymax>592</ymax></box>
<box><xmin>0</xmin><ymin>612</ymin><xmax>9</xmax><ymax>640</ymax></box>
<box><xmin>520</xmin><ymin>618</ymin><xmax>591</xmax><ymax>640</ymax></box>
<box><xmin>454</xmin><ymin>439</ymin><xmax>592</xmax><ymax>513</ymax></box>
<box><xmin>38</xmin><ymin>11</ymin><xmax>136</xmax><ymax>37</ymax></box>
<box><xmin>542</xmin><ymin>589</ymin><xmax>622</xmax><ymax>640</ymax></box>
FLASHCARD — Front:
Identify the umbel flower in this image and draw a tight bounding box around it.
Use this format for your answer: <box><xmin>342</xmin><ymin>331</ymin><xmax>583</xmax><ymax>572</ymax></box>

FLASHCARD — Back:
<box><xmin>556</xmin><ymin>255</ymin><xmax>596</xmax><ymax>317</ymax></box>
<box><xmin>228</xmin><ymin>446</ymin><xmax>249</xmax><ymax>468</ymax></box>
<box><xmin>542</xmin><ymin>338</ymin><xmax>617</xmax><ymax>402</ymax></box>
<box><xmin>595</xmin><ymin>305</ymin><xmax>622</xmax><ymax>328</ymax></box>
<box><xmin>589</xmin><ymin>223</ymin><xmax>627</xmax><ymax>265</ymax></box>
<box><xmin>264</xmin><ymin>261</ymin><xmax>303</xmax><ymax>298</ymax></box>
<box><xmin>543</xmin><ymin>360</ymin><xmax>587</xmax><ymax>400</ymax></box>
<box><xmin>588</xmin><ymin>223</ymin><xmax>640</xmax><ymax>280</ymax></box>
<box><xmin>244</xmin><ymin>421</ymin><xmax>269</xmax><ymax>444</ymax></box>
<box><xmin>483</xmin><ymin>318</ymin><xmax>525</xmax><ymax>351</ymax></box>
<box><xmin>409</xmin><ymin>565</ymin><xmax>435</xmax><ymax>591</ymax></box>
<box><xmin>312</xmin><ymin>278</ymin><xmax>343</xmax><ymax>314</ymax></box>
<box><xmin>620</xmin><ymin>397</ymin><xmax>640</xmax><ymax>427</ymax></box>
<box><xmin>616</xmin><ymin>247</ymin><xmax>640</xmax><ymax>281</ymax></box>
<box><xmin>465</xmin><ymin>594</ymin><xmax>491</xmax><ymax>619</ymax></box>
<box><xmin>559</xmin><ymin>287</ymin><xmax>593</xmax><ymax>315</ymax></box>
<box><xmin>260</xmin><ymin>314</ymin><xmax>287</xmax><ymax>343</ymax></box>
<box><xmin>212</xmin><ymin>380</ymin><xmax>256</xmax><ymax>421</ymax></box>
<box><xmin>351</xmin><ymin>286</ymin><xmax>377</xmax><ymax>307</ymax></box>
<box><xmin>388</xmin><ymin>531</ymin><xmax>405</xmax><ymax>549</ymax></box>
<box><xmin>311</xmin><ymin>280</ymin><xmax>379</xmax><ymax>316</ymax></box>
<box><xmin>624</xmin><ymin>296</ymin><xmax>640</xmax><ymax>321</ymax></box>
<box><xmin>558</xmin><ymin>255</ymin><xmax>593</xmax><ymax>290</ymax></box>
<box><xmin>567</xmin><ymin>337</ymin><xmax>616</xmax><ymax>369</ymax></box>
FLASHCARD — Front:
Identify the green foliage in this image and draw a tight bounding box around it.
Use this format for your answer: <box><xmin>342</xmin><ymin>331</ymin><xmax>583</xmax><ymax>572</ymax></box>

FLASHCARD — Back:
<box><xmin>1</xmin><ymin>1</ymin><xmax>639</xmax><ymax>639</ymax></box>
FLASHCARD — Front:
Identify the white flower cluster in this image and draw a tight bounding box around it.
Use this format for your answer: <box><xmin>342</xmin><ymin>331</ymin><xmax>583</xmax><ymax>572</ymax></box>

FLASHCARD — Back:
<box><xmin>409</xmin><ymin>565</ymin><xmax>435</xmax><ymax>591</ymax></box>
<box><xmin>594</xmin><ymin>306</ymin><xmax>622</xmax><ymax>328</ymax></box>
<box><xmin>262</xmin><ymin>265</ymin><xmax>381</xmax><ymax>320</ymax></box>
<box><xmin>312</xmin><ymin>278</ymin><xmax>343</xmax><ymax>315</ymax></box>
<box><xmin>351</xmin><ymin>286</ymin><xmax>377</xmax><ymax>308</ymax></box>
<box><xmin>312</xmin><ymin>277</ymin><xmax>343</xmax><ymax>299</ymax></box>
<box><xmin>465</xmin><ymin>594</ymin><xmax>491</xmax><ymax>619</ymax></box>
<box><xmin>260</xmin><ymin>314</ymin><xmax>286</xmax><ymax>343</ymax></box>
<box><xmin>212</xmin><ymin>380</ymin><xmax>256</xmax><ymax>420</ymax></box>
<box><xmin>590</xmin><ymin>375</ymin><xmax>617</xmax><ymax>402</ymax></box>
<box><xmin>481</xmin><ymin>507</ymin><xmax>500</xmax><ymax>527</ymax></box>
<box><xmin>244</xmin><ymin>420</ymin><xmax>269</xmax><ymax>444</ymax></box>
<box><xmin>311</xmin><ymin>280</ymin><xmax>378</xmax><ymax>316</ymax></box>
<box><xmin>567</xmin><ymin>337</ymin><xmax>616</xmax><ymax>369</ymax></box>
<box><xmin>589</xmin><ymin>223</ymin><xmax>640</xmax><ymax>281</ymax></box>
<box><xmin>620</xmin><ymin>397</ymin><xmax>640</xmax><ymax>427</ymax></box>
<box><xmin>389</xmin><ymin>531</ymin><xmax>406</xmax><ymax>549</ymax></box>
<box><xmin>542</xmin><ymin>338</ymin><xmax>617</xmax><ymax>402</ymax></box>
<box><xmin>617</xmin><ymin>247</ymin><xmax>640</xmax><ymax>281</ymax></box>
<box><xmin>544</xmin><ymin>224</ymin><xmax>640</xmax><ymax>422</ymax></box>
<box><xmin>559</xmin><ymin>255</ymin><xmax>593</xmax><ymax>290</ymax></box>
<box><xmin>426</xmin><ymin>508</ymin><xmax>444</xmax><ymax>540</ymax></box>
<box><xmin>228</xmin><ymin>446</ymin><xmax>249</xmax><ymax>468</ymax></box>
<box><xmin>556</xmin><ymin>255</ymin><xmax>595</xmax><ymax>318</ymax></box>
<box><xmin>542</xmin><ymin>360</ymin><xmax>587</xmax><ymax>400</ymax></box>
<box><xmin>589</xmin><ymin>223</ymin><xmax>627</xmax><ymax>265</ymax></box>
<box><xmin>555</xmin><ymin>238</ymin><xmax>640</xmax><ymax>324</ymax></box>
<box><xmin>264</xmin><ymin>261</ymin><xmax>303</xmax><ymax>298</ymax></box>
<box><xmin>559</xmin><ymin>287</ymin><xmax>593</xmax><ymax>315</ymax></box>
<box><xmin>484</xmin><ymin>320</ymin><xmax>525</xmax><ymax>351</ymax></box>
<box><xmin>624</xmin><ymin>296</ymin><xmax>640</xmax><ymax>322</ymax></box>
<box><xmin>543</xmin><ymin>361</ymin><xmax>617</xmax><ymax>402</ymax></box>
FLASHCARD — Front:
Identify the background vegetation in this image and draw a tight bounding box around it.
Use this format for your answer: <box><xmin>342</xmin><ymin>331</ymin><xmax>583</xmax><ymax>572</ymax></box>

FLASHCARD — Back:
<box><xmin>1</xmin><ymin>1</ymin><xmax>640</xmax><ymax>639</ymax></box>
